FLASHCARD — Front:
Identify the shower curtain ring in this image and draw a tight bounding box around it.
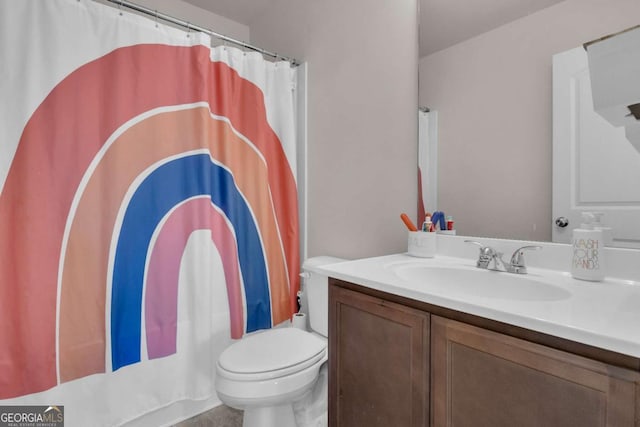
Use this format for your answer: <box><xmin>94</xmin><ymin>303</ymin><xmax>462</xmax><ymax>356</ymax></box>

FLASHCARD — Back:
<box><xmin>186</xmin><ymin>22</ymin><xmax>191</xmax><ymax>38</ymax></box>
<box><xmin>154</xmin><ymin>10</ymin><xmax>158</xmax><ymax>27</ymax></box>
<box><xmin>118</xmin><ymin>0</ymin><xmax>123</xmax><ymax>15</ymax></box>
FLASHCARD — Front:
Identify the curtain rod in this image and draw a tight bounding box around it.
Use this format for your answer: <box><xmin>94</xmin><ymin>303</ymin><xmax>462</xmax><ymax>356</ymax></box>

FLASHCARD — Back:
<box><xmin>103</xmin><ymin>0</ymin><xmax>299</xmax><ymax>66</ymax></box>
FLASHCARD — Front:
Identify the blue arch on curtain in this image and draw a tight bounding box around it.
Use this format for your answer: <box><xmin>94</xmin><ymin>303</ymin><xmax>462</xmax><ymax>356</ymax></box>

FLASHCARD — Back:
<box><xmin>110</xmin><ymin>153</ymin><xmax>271</xmax><ymax>370</ymax></box>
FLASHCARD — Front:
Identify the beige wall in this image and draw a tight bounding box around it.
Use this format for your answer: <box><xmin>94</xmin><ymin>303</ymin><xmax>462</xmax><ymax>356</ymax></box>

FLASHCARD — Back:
<box><xmin>250</xmin><ymin>0</ymin><xmax>419</xmax><ymax>259</ymax></box>
<box><xmin>419</xmin><ymin>0</ymin><xmax>640</xmax><ymax>242</ymax></box>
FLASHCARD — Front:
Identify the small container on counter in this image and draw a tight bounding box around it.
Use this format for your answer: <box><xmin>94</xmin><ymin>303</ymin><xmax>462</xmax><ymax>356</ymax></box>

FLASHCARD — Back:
<box><xmin>422</xmin><ymin>215</ymin><xmax>434</xmax><ymax>232</ymax></box>
<box><xmin>446</xmin><ymin>216</ymin><xmax>454</xmax><ymax>230</ymax></box>
<box><xmin>408</xmin><ymin>231</ymin><xmax>436</xmax><ymax>258</ymax></box>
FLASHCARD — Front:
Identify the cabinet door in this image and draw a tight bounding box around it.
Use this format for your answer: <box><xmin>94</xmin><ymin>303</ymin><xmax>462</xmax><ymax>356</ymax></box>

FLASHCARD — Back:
<box><xmin>431</xmin><ymin>315</ymin><xmax>640</xmax><ymax>427</ymax></box>
<box><xmin>329</xmin><ymin>284</ymin><xmax>430</xmax><ymax>427</ymax></box>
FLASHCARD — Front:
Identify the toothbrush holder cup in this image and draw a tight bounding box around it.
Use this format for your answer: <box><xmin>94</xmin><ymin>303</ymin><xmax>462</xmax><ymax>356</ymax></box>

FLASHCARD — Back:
<box><xmin>407</xmin><ymin>231</ymin><xmax>437</xmax><ymax>258</ymax></box>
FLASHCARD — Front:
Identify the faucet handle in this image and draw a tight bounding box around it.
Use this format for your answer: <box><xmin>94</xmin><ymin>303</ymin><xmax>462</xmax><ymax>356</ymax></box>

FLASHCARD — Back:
<box><xmin>464</xmin><ymin>240</ymin><xmax>496</xmax><ymax>255</ymax></box>
<box><xmin>509</xmin><ymin>245</ymin><xmax>542</xmax><ymax>273</ymax></box>
<box><xmin>465</xmin><ymin>240</ymin><xmax>496</xmax><ymax>268</ymax></box>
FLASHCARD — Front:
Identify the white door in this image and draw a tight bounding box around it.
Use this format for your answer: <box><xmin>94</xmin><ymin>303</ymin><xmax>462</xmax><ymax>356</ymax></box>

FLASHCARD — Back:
<box><xmin>552</xmin><ymin>47</ymin><xmax>640</xmax><ymax>248</ymax></box>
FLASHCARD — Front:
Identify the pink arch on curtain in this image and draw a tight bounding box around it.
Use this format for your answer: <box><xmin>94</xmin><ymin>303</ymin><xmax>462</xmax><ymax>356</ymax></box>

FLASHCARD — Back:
<box><xmin>146</xmin><ymin>196</ymin><xmax>244</xmax><ymax>359</ymax></box>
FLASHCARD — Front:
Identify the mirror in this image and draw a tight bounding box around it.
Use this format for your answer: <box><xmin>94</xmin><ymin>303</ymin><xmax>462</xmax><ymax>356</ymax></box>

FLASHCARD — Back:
<box><xmin>418</xmin><ymin>0</ymin><xmax>640</xmax><ymax>248</ymax></box>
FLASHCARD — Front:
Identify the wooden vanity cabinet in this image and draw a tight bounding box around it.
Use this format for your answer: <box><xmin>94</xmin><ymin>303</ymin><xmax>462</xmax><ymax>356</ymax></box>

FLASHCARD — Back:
<box><xmin>329</xmin><ymin>279</ymin><xmax>640</xmax><ymax>427</ymax></box>
<box><xmin>328</xmin><ymin>284</ymin><xmax>430</xmax><ymax>427</ymax></box>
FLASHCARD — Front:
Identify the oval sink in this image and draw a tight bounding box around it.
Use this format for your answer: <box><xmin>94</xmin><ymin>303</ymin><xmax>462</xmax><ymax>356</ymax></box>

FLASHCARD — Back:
<box><xmin>392</xmin><ymin>265</ymin><xmax>571</xmax><ymax>302</ymax></box>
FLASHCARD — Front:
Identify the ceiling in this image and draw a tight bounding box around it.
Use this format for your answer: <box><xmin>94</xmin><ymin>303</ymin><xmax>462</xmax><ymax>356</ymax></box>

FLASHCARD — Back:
<box><xmin>183</xmin><ymin>0</ymin><xmax>566</xmax><ymax>58</ymax></box>
<box><xmin>420</xmin><ymin>0</ymin><xmax>565</xmax><ymax>57</ymax></box>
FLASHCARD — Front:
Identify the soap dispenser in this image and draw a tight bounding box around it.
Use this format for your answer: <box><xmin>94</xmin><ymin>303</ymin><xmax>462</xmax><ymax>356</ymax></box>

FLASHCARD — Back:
<box><xmin>571</xmin><ymin>212</ymin><xmax>605</xmax><ymax>281</ymax></box>
<box><xmin>592</xmin><ymin>212</ymin><xmax>613</xmax><ymax>247</ymax></box>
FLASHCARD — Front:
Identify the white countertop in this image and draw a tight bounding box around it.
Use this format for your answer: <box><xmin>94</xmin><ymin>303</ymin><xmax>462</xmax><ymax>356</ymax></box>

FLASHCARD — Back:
<box><xmin>317</xmin><ymin>251</ymin><xmax>640</xmax><ymax>358</ymax></box>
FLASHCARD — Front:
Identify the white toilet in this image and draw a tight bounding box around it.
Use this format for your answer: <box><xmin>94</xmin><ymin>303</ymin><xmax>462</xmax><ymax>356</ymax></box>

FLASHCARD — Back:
<box><xmin>215</xmin><ymin>256</ymin><xmax>344</xmax><ymax>427</ymax></box>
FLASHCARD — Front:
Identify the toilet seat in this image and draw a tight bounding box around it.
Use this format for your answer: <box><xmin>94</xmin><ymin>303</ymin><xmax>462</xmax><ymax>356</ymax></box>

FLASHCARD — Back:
<box><xmin>217</xmin><ymin>328</ymin><xmax>327</xmax><ymax>382</ymax></box>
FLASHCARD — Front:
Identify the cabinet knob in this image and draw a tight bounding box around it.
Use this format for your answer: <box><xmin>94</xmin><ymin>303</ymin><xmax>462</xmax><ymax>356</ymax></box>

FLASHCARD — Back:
<box><xmin>555</xmin><ymin>217</ymin><xmax>569</xmax><ymax>228</ymax></box>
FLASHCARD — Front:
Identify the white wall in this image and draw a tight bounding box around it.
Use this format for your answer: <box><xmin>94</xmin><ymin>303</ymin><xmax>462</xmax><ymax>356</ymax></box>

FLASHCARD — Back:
<box><xmin>419</xmin><ymin>0</ymin><xmax>640</xmax><ymax>242</ymax></box>
<box><xmin>250</xmin><ymin>0</ymin><xmax>419</xmax><ymax>259</ymax></box>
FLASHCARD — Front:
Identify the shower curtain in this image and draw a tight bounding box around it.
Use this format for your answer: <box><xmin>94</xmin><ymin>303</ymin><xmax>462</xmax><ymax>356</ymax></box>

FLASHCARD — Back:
<box><xmin>0</xmin><ymin>0</ymin><xmax>299</xmax><ymax>425</ymax></box>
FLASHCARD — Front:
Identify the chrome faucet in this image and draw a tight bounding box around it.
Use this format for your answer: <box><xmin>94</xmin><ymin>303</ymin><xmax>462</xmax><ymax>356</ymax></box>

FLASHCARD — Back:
<box><xmin>465</xmin><ymin>240</ymin><xmax>541</xmax><ymax>274</ymax></box>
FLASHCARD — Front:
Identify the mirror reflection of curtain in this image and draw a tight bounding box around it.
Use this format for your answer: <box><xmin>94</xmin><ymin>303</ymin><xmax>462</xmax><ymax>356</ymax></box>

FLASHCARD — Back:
<box><xmin>418</xmin><ymin>109</ymin><xmax>438</xmax><ymax>223</ymax></box>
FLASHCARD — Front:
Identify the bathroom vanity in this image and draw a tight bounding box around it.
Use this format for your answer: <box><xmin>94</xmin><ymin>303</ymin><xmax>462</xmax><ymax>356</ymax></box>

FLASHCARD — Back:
<box><xmin>321</xmin><ymin>237</ymin><xmax>640</xmax><ymax>426</ymax></box>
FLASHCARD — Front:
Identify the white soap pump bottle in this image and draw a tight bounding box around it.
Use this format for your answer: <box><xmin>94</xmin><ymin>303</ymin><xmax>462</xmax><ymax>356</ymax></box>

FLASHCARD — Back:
<box><xmin>571</xmin><ymin>212</ymin><xmax>605</xmax><ymax>281</ymax></box>
<box><xmin>592</xmin><ymin>211</ymin><xmax>613</xmax><ymax>247</ymax></box>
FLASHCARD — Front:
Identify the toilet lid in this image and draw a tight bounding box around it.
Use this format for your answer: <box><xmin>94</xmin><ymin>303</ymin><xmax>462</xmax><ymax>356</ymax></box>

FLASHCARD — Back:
<box><xmin>218</xmin><ymin>328</ymin><xmax>327</xmax><ymax>374</ymax></box>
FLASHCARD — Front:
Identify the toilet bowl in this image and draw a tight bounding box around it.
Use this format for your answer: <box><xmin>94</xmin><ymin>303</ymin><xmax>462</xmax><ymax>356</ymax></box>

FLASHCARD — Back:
<box><xmin>214</xmin><ymin>256</ymin><xmax>345</xmax><ymax>427</ymax></box>
<box><xmin>216</xmin><ymin>328</ymin><xmax>327</xmax><ymax>427</ymax></box>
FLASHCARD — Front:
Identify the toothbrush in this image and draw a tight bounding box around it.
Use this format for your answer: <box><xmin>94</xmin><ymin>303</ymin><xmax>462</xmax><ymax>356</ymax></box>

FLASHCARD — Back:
<box><xmin>400</xmin><ymin>213</ymin><xmax>418</xmax><ymax>232</ymax></box>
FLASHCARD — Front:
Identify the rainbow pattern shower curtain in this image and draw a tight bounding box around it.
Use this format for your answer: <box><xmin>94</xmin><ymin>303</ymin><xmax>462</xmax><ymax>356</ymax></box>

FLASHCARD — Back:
<box><xmin>0</xmin><ymin>0</ymin><xmax>299</xmax><ymax>424</ymax></box>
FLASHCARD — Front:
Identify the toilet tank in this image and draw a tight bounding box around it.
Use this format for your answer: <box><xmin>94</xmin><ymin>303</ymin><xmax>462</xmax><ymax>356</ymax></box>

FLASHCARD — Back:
<box><xmin>301</xmin><ymin>256</ymin><xmax>346</xmax><ymax>337</ymax></box>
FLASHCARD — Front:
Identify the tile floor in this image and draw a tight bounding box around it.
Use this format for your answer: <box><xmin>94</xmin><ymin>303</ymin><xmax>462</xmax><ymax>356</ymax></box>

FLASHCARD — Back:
<box><xmin>173</xmin><ymin>405</ymin><xmax>243</xmax><ymax>427</ymax></box>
